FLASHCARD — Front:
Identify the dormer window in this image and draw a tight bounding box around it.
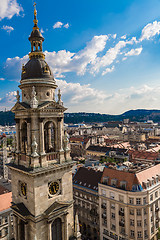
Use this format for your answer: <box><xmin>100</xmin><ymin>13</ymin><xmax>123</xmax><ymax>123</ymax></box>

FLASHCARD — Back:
<box><xmin>111</xmin><ymin>178</ymin><xmax>117</xmax><ymax>187</ymax></box>
<box><xmin>103</xmin><ymin>176</ymin><xmax>109</xmax><ymax>185</ymax></box>
<box><xmin>120</xmin><ymin>181</ymin><xmax>127</xmax><ymax>190</ymax></box>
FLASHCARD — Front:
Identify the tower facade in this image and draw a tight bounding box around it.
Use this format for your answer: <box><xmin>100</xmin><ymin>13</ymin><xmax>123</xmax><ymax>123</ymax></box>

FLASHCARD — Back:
<box><xmin>9</xmin><ymin>4</ymin><xmax>76</xmax><ymax>240</ymax></box>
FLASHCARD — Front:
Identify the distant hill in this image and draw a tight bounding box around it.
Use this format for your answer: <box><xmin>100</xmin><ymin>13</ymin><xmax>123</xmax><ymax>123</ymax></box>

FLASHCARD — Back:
<box><xmin>1</xmin><ymin>109</ymin><xmax>160</xmax><ymax>126</ymax></box>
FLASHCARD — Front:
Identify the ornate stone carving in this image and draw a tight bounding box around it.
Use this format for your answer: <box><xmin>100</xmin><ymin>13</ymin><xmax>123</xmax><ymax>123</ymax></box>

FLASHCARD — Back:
<box><xmin>57</xmin><ymin>89</ymin><xmax>63</xmax><ymax>106</ymax></box>
<box><xmin>16</xmin><ymin>90</ymin><xmax>20</xmax><ymax>103</ymax></box>
<box><xmin>63</xmin><ymin>131</ymin><xmax>70</xmax><ymax>151</ymax></box>
<box><xmin>31</xmin><ymin>136</ymin><xmax>38</xmax><ymax>157</ymax></box>
<box><xmin>30</xmin><ymin>86</ymin><xmax>38</xmax><ymax>108</ymax></box>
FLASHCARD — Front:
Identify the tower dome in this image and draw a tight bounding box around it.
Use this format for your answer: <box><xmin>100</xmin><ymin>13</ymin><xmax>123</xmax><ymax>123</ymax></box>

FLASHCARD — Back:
<box><xmin>19</xmin><ymin>3</ymin><xmax>57</xmax><ymax>104</ymax></box>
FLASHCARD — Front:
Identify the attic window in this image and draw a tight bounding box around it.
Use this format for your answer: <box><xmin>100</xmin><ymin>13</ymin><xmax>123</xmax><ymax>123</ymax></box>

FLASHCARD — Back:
<box><xmin>103</xmin><ymin>176</ymin><xmax>109</xmax><ymax>185</ymax></box>
<box><xmin>120</xmin><ymin>181</ymin><xmax>127</xmax><ymax>190</ymax></box>
<box><xmin>46</xmin><ymin>92</ymin><xmax>50</xmax><ymax>96</ymax></box>
<box><xmin>79</xmin><ymin>182</ymin><xmax>82</xmax><ymax>185</ymax></box>
<box><xmin>84</xmin><ymin>183</ymin><xmax>86</xmax><ymax>186</ymax></box>
<box><xmin>88</xmin><ymin>184</ymin><xmax>91</xmax><ymax>187</ymax></box>
<box><xmin>111</xmin><ymin>179</ymin><xmax>117</xmax><ymax>187</ymax></box>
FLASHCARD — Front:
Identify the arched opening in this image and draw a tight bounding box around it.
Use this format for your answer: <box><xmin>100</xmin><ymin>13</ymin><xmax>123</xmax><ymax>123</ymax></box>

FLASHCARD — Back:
<box><xmin>21</xmin><ymin>122</ymin><xmax>27</xmax><ymax>154</ymax></box>
<box><xmin>51</xmin><ymin>218</ymin><xmax>62</xmax><ymax>240</ymax></box>
<box><xmin>44</xmin><ymin>121</ymin><xmax>56</xmax><ymax>153</ymax></box>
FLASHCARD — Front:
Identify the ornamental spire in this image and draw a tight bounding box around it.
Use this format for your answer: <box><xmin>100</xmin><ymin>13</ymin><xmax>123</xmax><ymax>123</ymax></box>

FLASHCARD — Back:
<box><xmin>33</xmin><ymin>2</ymin><xmax>38</xmax><ymax>29</ymax></box>
<box><xmin>28</xmin><ymin>3</ymin><xmax>45</xmax><ymax>59</ymax></box>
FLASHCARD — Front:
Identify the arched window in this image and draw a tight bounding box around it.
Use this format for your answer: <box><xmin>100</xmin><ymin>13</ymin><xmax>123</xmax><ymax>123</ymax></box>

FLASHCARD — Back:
<box><xmin>51</xmin><ymin>218</ymin><xmax>62</xmax><ymax>240</ymax></box>
<box><xmin>21</xmin><ymin>122</ymin><xmax>27</xmax><ymax>154</ymax></box>
<box><xmin>44</xmin><ymin>121</ymin><xmax>56</xmax><ymax>153</ymax></box>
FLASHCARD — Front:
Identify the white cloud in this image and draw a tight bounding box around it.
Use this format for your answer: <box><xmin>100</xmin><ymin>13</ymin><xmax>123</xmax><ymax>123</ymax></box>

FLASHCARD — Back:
<box><xmin>121</xmin><ymin>35</ymin><xmax>127</xmax><ymax>39</ymax></box>
<box><xmin>102</xmin><ymin>66</ymin><xmax>115</xmax><ymax>76</ymax></box>
<box><xmin>64</xmin><ymin>23</ymin><xmax>69</xmax><ymax>29</ymax></box>
<box><xmin>140</xmin><ymin>21</ymin><xmax>160</xmax><ymax>41</ymax></box>
<box><xmin>0</xmin><ymin>78</ymin><xmax>5</xmax><ymax>80</ymax></box>
<box><xmin>0</xmin><ymin>91</ymin><xmax>16</xmax><ymax>110</ymax></box>
<box><xmin>112</xmin><ymin>34</ymin><xmax>117</xmax><ymax>39</ymax></box>
<box><xmin>125</xmin><ymin>47</ymin><xmax>143</xmax><ymax>56</ymax></box>
<box><xmin>91</xmin><ymin>38</ymin><xmax>136</xmax><ymax>74</ymax></box>
<box><xmin>53</xmin><ymin>21</ymin><xmax>63</xmax><ymax>29</ymax></box>
<box><xmin>40</xmin><ymin>28</ymin><xmax>44</xmax><ymax>33</ymax></box>
<box><xmin>0</xmin><ymin>0</ymin><xmax>22</xmax><ymax>20</ymax></box>
<box><xmin>2</xmin><ymin>25</ymin><xmax>14</xmax><ymax>33</ymax></box>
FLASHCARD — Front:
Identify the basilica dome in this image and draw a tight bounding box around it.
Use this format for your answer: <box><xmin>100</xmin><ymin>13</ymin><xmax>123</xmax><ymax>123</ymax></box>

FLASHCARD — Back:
<box><xmin>21</xmin><ymin>58</ymin><xmax>54</xmax><ymax>80</ymax></box>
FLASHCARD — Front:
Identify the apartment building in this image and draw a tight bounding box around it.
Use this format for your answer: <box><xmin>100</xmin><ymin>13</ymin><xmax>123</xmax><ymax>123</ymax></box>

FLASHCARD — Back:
<box><xmin>73</xmin><ymin>167</ymin><xmax>103</xmax><ymax>240</ymax></box>
<box><xmin>99</xmin><ymin>164</ymin><xmax>160</xmax><ymax>240</ymax></box>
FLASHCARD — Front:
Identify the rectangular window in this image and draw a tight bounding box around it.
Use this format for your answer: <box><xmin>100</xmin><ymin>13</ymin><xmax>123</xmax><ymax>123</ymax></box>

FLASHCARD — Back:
<box><xmin>129</xmin><ymin>198</ymin><xmax>134</xmax><ymax>204</ymax></box>
<box><xmin>130</xmin><ymin>219</ymin><xmax>134</xmax><ymax>226</ymax></box>
<box><xmin>136</xmin><ymin>198</ymin><xmax>141</xmax><ymax>205</ymax></box>
<box><xmin>143</xmin><ymin>197</ymin><xmax>146</xmax><ymax>204</ymax></box>
<box><xmin>137</xmin><ymin>220</ymin><xmax>142</xmax><ymax>227</ymax></box>
<box><xmin>111</xmin><ymin>224</ymin><xmax>116</xmax><ymax>231</ymax></box>
<box><xmin>111</xmin><ymin>212</ymin><xmax>115</xmax><ymax>219</ymax></box>
<box><xmin>144</xmin><ymin>219</ymin><xmax>147</xmax><ymax>226</ymax></box>
<box><xmin>144</xmin><ymin>208</ymin><xmax>147</xmax><ymax>215</ymax></box>
<box><xmin>144</xmin><ymin>230</ymin><xmax>148</xmax><ymax>238</ymax></box>
<box><xmin>137</xmin><ymin>231</ymin><xmax>142</xmax><ymax>238</ymax></box>
<box><xmin>130</xmin><ymin>209</ymin><xmax>134</xmax><ymax>215</ymax></box>
<box><xmin>155</xmin><ymin>191</ymin><xmax>158</xmax><ymax>198</ymax></box>
<box><xmin>150</xmin><ymin>194</ymin><xmax>153</xmax><ymax>201</ymax></box>
<box><xmin>137</xmin><ymin>209</ymin><xmax>141</xmax><ymax>216</ymax></box>
<box><xmin>130</xmin><ymin>230</ymin><xmax>134</xmax><ymax>237</ymax></box>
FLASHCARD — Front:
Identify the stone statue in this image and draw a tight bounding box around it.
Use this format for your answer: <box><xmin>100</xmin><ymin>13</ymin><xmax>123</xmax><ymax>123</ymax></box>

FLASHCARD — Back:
<box><xmin>31</xmin><ymin>136</ymin><xmax>38</xmax><ymax>157</ymax></box>
<box><xmin>63</xmin><ymin>131</ymin><xmax>70</xmax><ymax>151</ymax></box>
<box><xmin>30</xmin><ymin>86</ymin><xmax>38</xmax><ymax>108</ymax></box>
<box><xmin>16</xmin><ymin>90</ymin><xmax>20</xmax><ymax>102</ymax></box>
<box><xmin>57</xmin><ymin>89</ymin><xmax>63</xmax><ymax>105</ymax></box>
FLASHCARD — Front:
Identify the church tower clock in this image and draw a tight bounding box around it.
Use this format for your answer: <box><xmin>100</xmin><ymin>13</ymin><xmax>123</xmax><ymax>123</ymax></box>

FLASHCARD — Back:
<box><xmin>8</xmin><ymin>4</ymin><xmax>80</xmax><ymax>240</ymax></box>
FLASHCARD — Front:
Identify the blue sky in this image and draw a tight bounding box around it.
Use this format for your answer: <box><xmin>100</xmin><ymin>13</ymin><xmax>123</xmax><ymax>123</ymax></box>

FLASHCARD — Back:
<box><xmin>1</xmin><ymin>0</ymin><xmax>160</xmax><ymax>114</ymax></box>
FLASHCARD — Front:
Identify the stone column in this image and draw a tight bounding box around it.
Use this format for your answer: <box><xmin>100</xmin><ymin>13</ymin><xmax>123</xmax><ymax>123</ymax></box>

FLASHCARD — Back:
<box><xmin>27</xmin><ymin>119</ymin><xmax>31</xmax><ymax>155</ymax></box>
<box><xmin>57</xmin><ymin>118</ymin><xmax>65</xmax><ymax>163</ymax></box>
<box><xmin>39</xmin><ymin>119</ymin><xmax>45</xmax><ymax>155</ymax></box>
<box><xmin>48</xmin><ymin>222</ymin><xmax>52</xmax><ymax>240</ymax></box>
<box><xmin>39</xmin><ymin>118</ymin><xmax>47</xmax><ymax>167</ymax></box>
<box><xmin>57</xmin><ymin>118</ymin><xmax>63</xmax><ymax>152</ymax></box>
<box><xmin>24</xmin><ymin>223</ymin><xmax>28</xmax><ymax>240</ymax></box>
<box><xmin>17</xmin><ymin>218</ymin><xmax>21</xmax><ymax>240</ymax></box>
<box><xmin>15</xmin><ymin>119</ymin><xmax>20</xmax><ymax>153</ymax></box>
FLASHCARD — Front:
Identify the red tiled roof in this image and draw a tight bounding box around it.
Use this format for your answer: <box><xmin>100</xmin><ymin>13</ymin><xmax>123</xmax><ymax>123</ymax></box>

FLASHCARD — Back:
<box><xmin>101</xmin><ymin>164</ymin><xmax>160</xmax><ymax>191</ymax></box>
<box><xmin>128</xmin><ymin>150</ymin><xmax>158</xmax><ymax>161</ymax></box>
<box><xmin>101</xmin><ymin>167</ymin><xmax>138</xmax><ymax>191</ymax></box>
<box><xmin>136</xmin><ymin>164</ymin><xmax>160</xmax><ymax>185</ymax></box>
<box><xmin>0</xmin><ymin>192</ymin><xmax>12</xmax><ymax>212</ymax></box>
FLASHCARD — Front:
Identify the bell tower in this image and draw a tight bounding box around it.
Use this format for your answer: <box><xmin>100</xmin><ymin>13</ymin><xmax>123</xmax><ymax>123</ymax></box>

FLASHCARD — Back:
<box><xmin>8</xmin><ymin>3</ymin><xmax>78</xmax><ymax>240</ymax></box>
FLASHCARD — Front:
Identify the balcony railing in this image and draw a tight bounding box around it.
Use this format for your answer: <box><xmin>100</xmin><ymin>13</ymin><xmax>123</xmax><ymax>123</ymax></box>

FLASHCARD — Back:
<box><xmin>46</xmin><ymin>152</ymin><xmax>58</xmax><ymax>161</ymax></box>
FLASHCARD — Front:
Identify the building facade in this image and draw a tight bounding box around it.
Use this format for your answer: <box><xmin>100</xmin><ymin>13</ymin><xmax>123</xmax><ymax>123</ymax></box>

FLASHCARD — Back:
<box><xmin>8</xmin><ymin>4</ymin><xmax>80</xmax><ymax>240</ymax></box>
<box><xmin>99</xmin><ymin>164</ymin><xmax>160</xmax><ymax>240</ymax></box>
<box><xmin>73</xmin><ymin>167</ymin><xmax>103</xmax><ymax>240</ymax></box>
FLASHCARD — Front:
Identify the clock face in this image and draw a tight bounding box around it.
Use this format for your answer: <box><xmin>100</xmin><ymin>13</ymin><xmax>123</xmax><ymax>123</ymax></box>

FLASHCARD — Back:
<box><xmin>21</xmin><ymin>183</ymin><xmax>27</xmax><ymax>196</ymax></box>
<box><xmin>49</xmin><ymin>181</ymin><xmax>59</xmax><ymax>196</ymax></box>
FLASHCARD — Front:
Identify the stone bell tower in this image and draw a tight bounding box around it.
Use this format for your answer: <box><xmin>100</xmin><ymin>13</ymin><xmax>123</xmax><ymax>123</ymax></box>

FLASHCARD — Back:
<box><xmin>8</xmin><ymin>3</ymin><xmax>80</xmax><ymax>240</ymax></box>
